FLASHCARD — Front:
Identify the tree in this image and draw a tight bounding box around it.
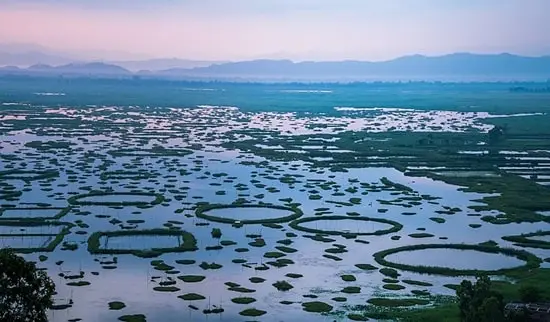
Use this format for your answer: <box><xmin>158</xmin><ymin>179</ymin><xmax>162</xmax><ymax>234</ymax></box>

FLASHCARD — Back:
<box><xmin>211</xmin><ymin>228</ymin><xmax>222</xmax><ymax>239</ymax></box>
<box><xmin>457</xmin><ymin>276</ymin><xmax>505</xmax><ymax>322</ymax></box>
<box><xmin>479</xmin><ymin>296</ymin><xmax>505</xmax><ymax>322</ymax></box>
<box><xmin>519</xmin><ymin>285</ymin><xmax>542</xmax><ymax>303</ymax></box>
<box><xmin>488</xmin><ymin>126</ymin><xmax>506</xmax><ymax>145</ymax></box>
<box><xmin>0</xmin><ymin>248</ymin><xmax>55</xmax><ymax>322</ymax></box>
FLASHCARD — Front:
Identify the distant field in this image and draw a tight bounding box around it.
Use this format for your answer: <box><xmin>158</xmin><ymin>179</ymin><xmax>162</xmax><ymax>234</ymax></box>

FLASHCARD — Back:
<box><xmin>1</xmin><ymin>76</ymin><xmax>550</xmax><ymax>114</ymax></box>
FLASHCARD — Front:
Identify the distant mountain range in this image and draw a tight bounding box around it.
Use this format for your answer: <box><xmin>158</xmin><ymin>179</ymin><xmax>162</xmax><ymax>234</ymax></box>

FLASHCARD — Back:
<box><xmin>0</xmin><ymin>43</ymin><xmax>224</xmax><ymax>71</ymax></box>
<box><xmin>0</xmin><ymin>51</ymin><xmax>74</xmax><ymax>67</ymax></box>
<box><xmin>1</xmin><ymin>53</ymin><xmax>550</xmax><ymax>81</ymax></box>
<box><xmin>26</xmin><ymin>62</ymin><xmax>132</xmax><ymax>75</ymax></box>
<box><xmin>110</xmin><ymin>58</ymin><xmax>227</xmax><ymax>72</ymax></box>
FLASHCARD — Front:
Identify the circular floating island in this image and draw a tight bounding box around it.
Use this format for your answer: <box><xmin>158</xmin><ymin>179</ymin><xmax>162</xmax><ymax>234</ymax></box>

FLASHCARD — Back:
<box><xmin>196</xmin><ymin>204</ymin><xmax>303</xmax><ymax>224</ymax></box>
<box><xmin>373</xmin><ymin>244</ymin><xmax>541</xmax><ymax>276</ymax></box>
<box><xmin>68</xmin><ymin>191</ymin><xmax>164</xmax><ymax>206</ymax></box>
<box><xmin>289</xmin><ymin>215</ymin><xmax>402</xmax><ymax>236</ymax></box>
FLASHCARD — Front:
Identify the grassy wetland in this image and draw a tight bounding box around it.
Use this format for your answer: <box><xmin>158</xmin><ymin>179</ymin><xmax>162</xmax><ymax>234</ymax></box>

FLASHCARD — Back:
<box><xmin>1</xmin><ymin>79</ymin><xmax>550</xmax><ymax>321</ymax></box>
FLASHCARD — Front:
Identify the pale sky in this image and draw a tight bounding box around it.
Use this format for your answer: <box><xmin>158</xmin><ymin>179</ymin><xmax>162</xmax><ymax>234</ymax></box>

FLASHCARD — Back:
<box><xmin>0</xmin><ymin>0</ymin><xmax>549</xmax><ymax>61</ymax></box>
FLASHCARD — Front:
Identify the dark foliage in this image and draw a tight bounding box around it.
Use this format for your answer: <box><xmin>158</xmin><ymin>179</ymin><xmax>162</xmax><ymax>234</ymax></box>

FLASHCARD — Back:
<box><xmin>0</xmin><ymin>248</ymin><xmax>55</xmax><ymax>322</ymax></box>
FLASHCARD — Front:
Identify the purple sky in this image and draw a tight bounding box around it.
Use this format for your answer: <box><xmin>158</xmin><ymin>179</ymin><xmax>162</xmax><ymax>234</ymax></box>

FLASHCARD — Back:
<box><xmin>1</xmin><ymin>0</ymin><xmax>549</xmax><ymax>61</ymax></box>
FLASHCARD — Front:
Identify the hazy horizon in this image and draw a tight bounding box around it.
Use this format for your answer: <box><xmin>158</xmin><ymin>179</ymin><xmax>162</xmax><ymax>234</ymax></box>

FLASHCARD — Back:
<box><xmin>1</xmin><ymin>0</ymin><xmax>550</xmax><ymax>61</ymax></box>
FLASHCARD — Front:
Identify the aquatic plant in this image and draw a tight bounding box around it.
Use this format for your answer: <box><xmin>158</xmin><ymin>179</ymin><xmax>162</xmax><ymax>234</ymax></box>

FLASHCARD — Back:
<box><xmin>272</xmin><ymin>280</ymin><xmax>293</xmax><ymax>291</ymax></box>
<box><xmin>502</xmin><ymin>230</ymin><xmax>550</xmax><ymax>249</ymax></box>
<box><xmin>239</xmin><ymin>308</ymin><xmax>266</xmax><ymax>316</ymax></box>
<box><xmin>302</xmin><ymin>301</ymin><xmax>333</xmax><ymax>313</ymax></box>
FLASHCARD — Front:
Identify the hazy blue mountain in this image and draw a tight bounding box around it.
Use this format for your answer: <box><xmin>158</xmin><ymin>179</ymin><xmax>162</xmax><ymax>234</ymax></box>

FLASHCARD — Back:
<box><xmin>110</xmin><ymin>58</ymin><xmax>225</xmax><ymax>72</ymax></box>
<box><xmin>27</xmin><ymin>64</ymin><xmax>55</xmax><ymax>71</ymax></box>
<box><xmin>0</xmin><ymin>65</ymin><xmax>21</xmax><ymax>71</ymax></box>
<box><xmin>1</xmin><ymin>53</ymin><xmax>550</xmax><ymax>81</ymax></box>
<box><xmin>0</xmin><ymin>51</ymin><xmax>76</xmax><ymax>67</ymax></box>
<box><xmin>4</xmin><ymin>62</ymin><xmax>131</xmax><ymax>76</ymax></box>
<box><xmin>49</xmin><ymin>62</ymin><xmax>130</xmax><ymax>75</ymax></box>
<box><xmin>156</xmin><ymin>53</ymin><xmax>550</xmax><ymax>80</ymax></box>
<box><xmin>0</xmin><ymin>43</ymin><xmax>221</xmax><ymax>70</ymax></box>
<box><xmin>0</xmin><ymin>43</ymin><xmax>80</xmax><ymax>66</ymax></box>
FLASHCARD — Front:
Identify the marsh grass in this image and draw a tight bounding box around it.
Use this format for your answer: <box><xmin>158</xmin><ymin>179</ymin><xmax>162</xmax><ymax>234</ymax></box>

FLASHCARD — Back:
<box><xmin>239</xmin><ymin>308</ymin><xmax>266</xmax><ymax>317</ymax></box>
<box><xmin>302</xmin><ymin>301</ymin><xmax>333</xmax><ymax>313</ymax></box>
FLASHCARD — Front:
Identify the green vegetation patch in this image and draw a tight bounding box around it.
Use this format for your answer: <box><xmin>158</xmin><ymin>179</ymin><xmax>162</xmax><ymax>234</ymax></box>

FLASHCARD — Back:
<box><xmin>264</xmin><ymin>251</ymin><xmax>286</xmax><ymax>258</ymax></box>
<box><xmin>118</xmin><ymin>314</ymin><xmax>146</xmax><ymax>322</ymax></box>
<box><xmin>199</xmin><ymin>262</ymin><xmax>222</xmax><ymax>270</ymax></box>
<box><xmin>409</xmin><ymin>233</ymin><xmax>435</xmax><ymax>238</ymax></box>
<box><xmin>285</xmin><ymin>273</ymin><xmax>303</xmax><ymax>278</ymax></box>
<box><xmin>228</xmin><ymin>286</ymin><xmax>256</xmax><ymax>293</ymax></box>
<box><xmin>355</xmin><ymin>264</ymin><xmax>377</xmax><ymax>270</ymax></box>
<box><xmin>380</xmin><ymin>268</ymin><xmax>400</xmax><ymax>279</ymax></box>
<box><xmin>273</xmin><ymin>280</ymin><xmax>294</xmax><ymax>291</ymax></box>
<box><xmin>502</xmin><ymin>230</ymin><xmax>550</xmax><ymax>249</ymax></box>
<box><xmin>249</xmin><ymin>277</ymin><xmax>265</xmax><ymax>283</ymax></box>
<box><xmin>367</xmin><ymin>297</ymin><xmax>430</xmax><ymax>307</ymax></box>
<box><xmin>177</xmin><ymin>275</ymin><xmax>206</xmax><ymax>283</ymax></box>
<box><xmin>231</xmin><ymin>297</ymin><xmax>256</xmax><ymax>304</ymax></box>
<box><xmin>239</xmin><ymin>308</ymin><xmax>267</xmax><ymax>317</ymax></box>
<box><xmin>178</xmin><ymin>293</ymin><xmax>206</xmax><ymax>301</ymax></box>
<box><xmin>342</xmin><ymin>286</ymin><xmax>361</xmax><ymax>294</ymax></box>
<box><xmin>302</xmin><ymin>301</ymin><xmax>333</xmax><ymax>313</ymax></box>
<box><xmin>383</xmin><ymin>284</ymin><xmax>405</xmax><ymax>290</ymax></box>
<box><xmin>341</xmin><ymin>274</ymin><xmax>356</xmax><ymax>282</ymax></box>
<box><xmin>403</xmin><ymin>280</ymin><xmax>433</xmax><ymax>287</ymax></box>
<box><xmin>108</xmin><ymin>301</ymin><xmax>126</xmax><ymax>310</ymax></box>
<box><xmin>152</xmin><ymin>286</ymin><xmax>180</xmax><ymax>292</ymax></box>
<box><xmin>275</xmin><ymin>245</ymin><xmax>297</xmax><ymax>253</ymax></box>
<box><xmin>67</xmin><ymin>281</ymin><xmax>91</xmax><ymax>287</ymax></box>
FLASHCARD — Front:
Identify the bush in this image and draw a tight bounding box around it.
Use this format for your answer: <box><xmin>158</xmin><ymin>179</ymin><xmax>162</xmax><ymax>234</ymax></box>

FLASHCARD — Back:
<box><xmin>211</xmin><ymin>228</ymin><xmax>222</xmax><ymax>239</ymax></box>
<box><xmin>519</xmin><ymin>285</ymin><xmax>542</xmax><ymax>303</ymax></box>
